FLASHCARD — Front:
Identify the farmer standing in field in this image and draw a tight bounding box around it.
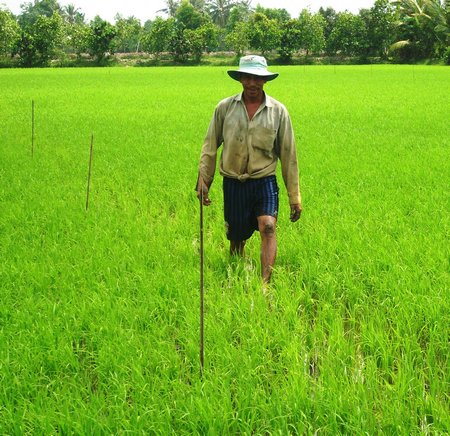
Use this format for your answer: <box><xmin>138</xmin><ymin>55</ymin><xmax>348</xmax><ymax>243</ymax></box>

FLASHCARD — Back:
<box><xmin>196</xmin><ymin>55</ymin><xmax>301</xmax><ymax>284</ymax></box>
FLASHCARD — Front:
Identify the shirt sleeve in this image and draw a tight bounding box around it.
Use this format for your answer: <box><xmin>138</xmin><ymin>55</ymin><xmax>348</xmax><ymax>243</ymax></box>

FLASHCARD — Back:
<box><xmin>277</xmin><ymin>107</ymin><xmax>301</xmax><ymax>205</ymax></box>
<box><xmin>198</xmin><ymin>103</ymin><xmax>225</xmax><ymax>188</ymax></box>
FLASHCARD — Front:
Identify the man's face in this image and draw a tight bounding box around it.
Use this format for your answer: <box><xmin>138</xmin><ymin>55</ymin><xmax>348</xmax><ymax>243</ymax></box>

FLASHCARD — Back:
<box><xmin>239</xmin><ymin>73</ymin><xmax>267</xmax><ymax>99</ymax></box>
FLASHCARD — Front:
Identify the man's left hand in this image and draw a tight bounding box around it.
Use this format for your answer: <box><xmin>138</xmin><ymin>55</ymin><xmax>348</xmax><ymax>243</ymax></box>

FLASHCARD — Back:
<box><xmin>290</xmin><ymin>204</ymin><xmax>302</xmax><ymax>222</ymax></box>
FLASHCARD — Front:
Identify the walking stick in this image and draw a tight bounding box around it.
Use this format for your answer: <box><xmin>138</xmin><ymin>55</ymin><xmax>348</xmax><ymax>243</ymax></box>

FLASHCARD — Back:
<box><xmin>199</xmin><ymin>187</ymin><xmax>205</xmax><ymax>377</ymax></box>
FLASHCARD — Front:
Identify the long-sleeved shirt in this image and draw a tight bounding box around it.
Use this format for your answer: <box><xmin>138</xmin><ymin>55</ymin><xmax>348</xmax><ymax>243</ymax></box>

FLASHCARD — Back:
<box><xmin>198</xmin><ymin>92</ymin><xmax>301</xmax><ymax>205</ymax></box>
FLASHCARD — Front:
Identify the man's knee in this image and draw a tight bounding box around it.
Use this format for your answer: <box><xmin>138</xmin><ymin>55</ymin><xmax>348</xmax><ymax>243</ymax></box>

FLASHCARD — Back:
<box><xmin>258</xmin><ymin>219</ymin><xmax>276</xmax><ymax>236</ymax></box>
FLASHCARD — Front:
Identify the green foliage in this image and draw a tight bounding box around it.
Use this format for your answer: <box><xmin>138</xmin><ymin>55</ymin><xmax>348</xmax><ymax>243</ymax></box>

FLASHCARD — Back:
<box><xmin>65</xmin><ymin>22</ymin><xmax>90</xmax><ymax>56</ymax></box>
<box><xmin>158</xmin><ymin>0</ymin><xmax>181</xmax><ymax>18</ymax></box>
<box><xmin>278</xmin><ymin>19</ymin><xmax>302</xmax><ymax>61</ymax></box>
<box><xmin>254</xmin><ymin>5</ymin><xmax>291</xmax><ymax>23</ymax></box>
<box><xmin>247</xmin><ymin>13</ymin><xmax>280</xmax><ymax>55</ymax></box>
<box><xmin>198</xmin><ymin>22</ymin><xmax>220</xmax><ymax>52</ymax></box>
<box><xmin>16</xmin><ymin>12</ymin><xmax>64</xmax><ymax>66</ymax></box>
<box><xmin>391</xmin><ymin>0</ymin><xmax>450</xmax><ymax>61</ymax></box>
<box><xmin>278</xmin><ymin>11</ymin><xmax>326</xmax><ymax>61</ymax></box>
<box><xmin>442</xmin><ymin>45</ymin><xmax>450</xmax><ymax>64</ymax></box>
<box><xmin>328</xmin><ymin>12</ymin><xmax>369</xmax><ymax>56</ymax></box>
<box><xmin>88</xmin><ymin>16</ymin><xmax>116</xmax><ymax>63</ymax></box>
<box><xmin>185</xmin><ymin>28</ymin><xmax>203</xmax><ymax>61</ymax></box>
<box><xmin>225</xmin><ymin>20</ymin><xmax>249</xmax><ymax>56</ymax></box>
<box><xmin>61</xmin><ymin>4</ymin><xmax>85</xmax><ymax>25</ymax></box>
<box><xmin>297</xmin><ymin>9</ymin><xmax>326</xmax><ymax>55</ymax></box>
<box><xmin>189</xmin><ymin>0</ymin><xmax>206</xmax><ymax>12</ymax></box>
<box><xmin>113</xmin><ymin>15</ymin><xmax>142</xmax><ymax>53</ymax></box>
<box><xmin>3</xmin><ymin>0</ymin><xmax>447</xmax><ymax>65</ymax></box>
<box><xmin>18</xmin><ymin>0</ymin><xmax>62</xmax><ymax>29</ymax></box>
<box><xmin>226</xmin><ymin>3</ymin><xmax>252</xmax><ymax>32</ymax></box>
<box><xmin>168</xmin><ymin>22</ymin><xmax>191</xmax><ymax>62</ymax></box>
<box><xmin>183</xmin><ymin>23</ymin><xmax>219</xmax><ymax>61</ymax></box>
<box><xmin>318</xmin><ymin>6</ymin><xmax>337</xmax><ymax>40</ymax></box>
<box><xmin>33</xmin><ymin>12</ymin><xmax>64</xmax><ymax>60</ymax></box>
<box><xmin>176</xmin><ymin>0</ymin><xmax>209</xmax><ymax>30</ymax></box>
<box><xmin>207</xmin><ymin>0</ymin><xmax>239</xmax><ymax>28</ymax></box>
<box><xmin>360</xmin><ymin>0</ymin><xmax>397</xmax><ymax>57</ymax></box>
<box><xmin>0</xmin><ymin>9</ymin><xmax>20</xmax><ymax>56</ymax></box>
<box><xmin>142</xmin><ymin>17</ymin><xmax>176</xmax><ymax>58</ymax></box>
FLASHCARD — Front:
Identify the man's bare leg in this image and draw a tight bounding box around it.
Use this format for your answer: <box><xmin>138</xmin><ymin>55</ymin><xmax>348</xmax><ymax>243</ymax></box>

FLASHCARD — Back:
<box><xmin>230</xmin><ymin>240</ymin><xmax>246</xmax><ymax>256</ymax></box>
<box><xmin>257</xmin><ymin>216</ymin><xmax>277</xmax><ymax>283</ymax></box>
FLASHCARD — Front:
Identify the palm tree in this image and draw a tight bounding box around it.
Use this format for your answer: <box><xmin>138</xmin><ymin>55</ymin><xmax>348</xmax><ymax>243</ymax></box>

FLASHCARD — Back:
<box><xmin>390</xmin><ymin>0</ymin><xmax>448</xmax><ymax>57</ymax></box>
<box><xmin>190</xmin><ymin>0</ymin><xmax>206</xmax><ymax>12</ymax></box>
<box><xmin>206</xmin><ymin>0</ymin><xmax>246</xmax><ymax>27</ymax></box>
<box><xmin>158</xmin><ymin>0</ymin><xmax>181</xmax><ymax>17</ymax></box>
<box><xmin>426</xmin><ymin>0</ymin><xmax>450</xmax><ymax>44</ymax></box>
<box><xmin>62</xmin><ymin>4</ymin><xmax>84</xmax><ymax>24</ymax></box>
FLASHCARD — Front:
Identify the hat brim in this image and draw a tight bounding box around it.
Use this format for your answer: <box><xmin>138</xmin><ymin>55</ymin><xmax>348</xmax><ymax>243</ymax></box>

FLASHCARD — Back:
<box><xmin>227</xmin><ymin>69</ymin><xmax>278</xmax><ymax>82</ymax></box>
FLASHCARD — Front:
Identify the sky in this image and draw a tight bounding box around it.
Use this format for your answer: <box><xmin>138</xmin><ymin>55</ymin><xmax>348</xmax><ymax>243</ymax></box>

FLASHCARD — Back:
<box><xmin>1</xmin><ymin>0</ymin><xmax>377</xmax><ymax>23</ymax></box>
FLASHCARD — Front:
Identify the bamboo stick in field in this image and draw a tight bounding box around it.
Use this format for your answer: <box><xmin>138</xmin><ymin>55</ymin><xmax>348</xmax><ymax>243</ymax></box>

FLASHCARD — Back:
<box><xmin>31</xmin><ymin>100</ymin><xmax>35</xmax><ymax>157</ymax></box>
<box><xmin>200</xmin><ymin>188</ymin><xmax>205</xmax><ymax>377</ymax></box>
<box><xmin>85</xmin><ymin>134</ymin><xmax>94</xmax><ymax>211</ymax></box>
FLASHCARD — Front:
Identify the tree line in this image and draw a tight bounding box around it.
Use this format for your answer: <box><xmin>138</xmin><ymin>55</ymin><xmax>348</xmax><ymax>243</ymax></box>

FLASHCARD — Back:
<box><xmin>0</xmin><ymin>0</ymin><xmax>448</xmax><ymax>67</ymax></box>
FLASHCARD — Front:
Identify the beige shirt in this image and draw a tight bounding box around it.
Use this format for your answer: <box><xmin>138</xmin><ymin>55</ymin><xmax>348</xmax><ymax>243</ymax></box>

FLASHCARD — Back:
<box><xmin>199</xmin><ymin>92</ymin><xmax>301</xmax><ymax>205</ymax></box>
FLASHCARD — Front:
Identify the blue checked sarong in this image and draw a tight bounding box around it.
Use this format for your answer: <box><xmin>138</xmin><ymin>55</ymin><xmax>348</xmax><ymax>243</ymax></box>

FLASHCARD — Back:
<box><xmin>223</xmin><ymin>175</ymin><xmax>279</xmax><ymax>241</ymax></box>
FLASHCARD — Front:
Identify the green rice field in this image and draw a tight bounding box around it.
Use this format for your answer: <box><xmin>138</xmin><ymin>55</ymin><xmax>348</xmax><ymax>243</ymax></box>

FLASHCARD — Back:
<box><xmin>0</xmin><ymin>65</ymin><xmax>449</xmax><ymax>434</ymax></box>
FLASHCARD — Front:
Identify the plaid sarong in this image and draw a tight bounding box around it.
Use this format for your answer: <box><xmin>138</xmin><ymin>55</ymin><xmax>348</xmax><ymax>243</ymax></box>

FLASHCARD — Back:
<box><xmin>223</xmin><ymin>175</ymin><xmax>279</xmax><ymax>241</ymax></box>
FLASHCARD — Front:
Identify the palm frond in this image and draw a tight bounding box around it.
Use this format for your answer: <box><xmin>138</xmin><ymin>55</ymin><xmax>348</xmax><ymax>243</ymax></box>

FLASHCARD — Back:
<box><xmin>389</xmin><ymin>39</ymin><xmax>411</xmax><ymax>50</ymax></box>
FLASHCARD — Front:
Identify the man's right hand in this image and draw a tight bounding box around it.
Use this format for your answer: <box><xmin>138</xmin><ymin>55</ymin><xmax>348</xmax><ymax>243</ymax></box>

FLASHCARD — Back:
<box><xmin>197</xmin><ymin>177</ymin><xmax>212</xmax><ymax>206</ymax></box>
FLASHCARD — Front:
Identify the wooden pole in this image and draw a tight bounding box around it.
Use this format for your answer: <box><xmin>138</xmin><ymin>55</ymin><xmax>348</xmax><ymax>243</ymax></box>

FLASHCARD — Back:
<box><xmin>31</xmin><ymin>100</ymin><xmax>35</xmax><ymax>157</ymax></box>
<box><xmin>200</xmin><ymin>188</ymin><xmax>205</xmax><ymax>377</ymax></box>
<box><xmin>85</xmin><ymin>134</ymin><xmax>94</xmax><ymax>211</ymax></box>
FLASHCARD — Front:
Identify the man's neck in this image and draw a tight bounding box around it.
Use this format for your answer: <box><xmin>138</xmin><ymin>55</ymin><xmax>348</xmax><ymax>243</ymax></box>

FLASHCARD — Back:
<box><xmin>242</xmin><ymin>91</ymin><xmax>265</xmax><ymax>106</ymax></box>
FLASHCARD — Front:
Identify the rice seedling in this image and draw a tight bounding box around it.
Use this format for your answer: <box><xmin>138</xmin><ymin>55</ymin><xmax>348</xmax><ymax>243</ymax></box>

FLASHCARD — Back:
<box><xmin>0</xmin><ymin>65</ymin><xmax>448</xmax><ymax>433</ymax></box>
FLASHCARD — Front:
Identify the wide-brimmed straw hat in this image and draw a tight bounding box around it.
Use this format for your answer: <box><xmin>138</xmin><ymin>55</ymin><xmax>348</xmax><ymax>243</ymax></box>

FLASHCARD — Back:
<box><xmin>227</xmin><ymin>55</ymin><xmax>279</xmax><ymax>82</ymax></box>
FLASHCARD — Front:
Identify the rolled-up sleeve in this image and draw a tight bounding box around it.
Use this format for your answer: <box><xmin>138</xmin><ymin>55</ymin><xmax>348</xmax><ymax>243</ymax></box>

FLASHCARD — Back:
<box><xmin>198</xmin><ymin>104</ymin><xmax>224</xmax><ymax>187</ymax></box>
<box><xmin>277</xmin><ymin>108</ymin><xmax>301</xmax><ymax>205</ymax></box>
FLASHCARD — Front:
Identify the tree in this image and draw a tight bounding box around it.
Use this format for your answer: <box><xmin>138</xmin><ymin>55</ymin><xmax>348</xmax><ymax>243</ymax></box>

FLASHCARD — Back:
<box><xmin>226</xmin><ymin>2</ymin><xmax>252</xmax><ymax>31</ymax></box>
<box><xmin>359</xmin><ymin>0</ymin><xmax>396</xmax><ymax>57</ymax></box>
<box><xmin>391</xmin><ymin>0</ymin><xmax>449</xmax><ymax>60</ymax></box>
<box><xmin>185</xmin><ymin>22</ymin><xmax>219</xmax><ymax>61</ymax></box>
<box><xmin>33</xmin><ymin>11</ymin><xmax>64</xmax><ymax>61</ymax></box>
<box><xmin>16</xmin><ymin>11</ymin><xmax>64</xmax><ymax>66</ymax></box>
<box><xmin>297</xmin><ymin>9</ymin><xmax>326</xmax><ymax>55</ymax></box>
<box><xmin>247</xmin><ymin>12</ymin><xmax>280</xmax><ymax>54</ymax></box>
<box><xmin>61</xmin><ymin>3</ymin><xmax>85</xmax><ymax>25</ymax></box>
<box><xmin>190</xmin><ymin>0</ymin><xmax>206</xmax><ymax>12</ymax></box>
<box><xmin>66</xmin><ymin>21</ymin><xmax>90</xmax><ymax>56</ymax></box>
<box><xmin>142</xmin><ymin>17</ymin><xmax>176</xmax><ymax>59</ymax></box>
<box><xmin>168</xmin><ymin>22</ymin><xmax>191</xmax><ymax>62</ymax></box>
<box><xmin>88</xmin><ymin>16</ymin><xmax>116</xmax><ymax>62</ymax></box>
<box><xmin>18</xmin><ymin>0</ymin><xmax>62</xmax><ymax>28</ymax></box>
<box><xmin>225</xmin><ymin>20</ymin><xmax>249</xmax><ymax>56</ymax></box>
<box><xmin>114</xmin><ymin>14</ymin><xmax>142</xmax><ymax>52</ymax></box>
<box><xmin>278</xmin><ymin>19</ymin><xmax>302</xmax><ymax>61</ymax></box>
<box><xmin>206</xmin><ymin>0</ymin><xmax>236</xmax><ymax>27</ymax></box>
<box><xmin>327</xmin><ymin>12</ymin><xmax>368</xmax><ymax>56</ymax></box>
<box><xmin>254</xmin><ymin>5</ymin><xmax>291</xmax><ymax>23</ymax></box>
<box><xmin>0</xmin><ymin>8</ymin><xmax>20</xmax><ymax>56</ymax></box>
<box><xmin>62</xmin><ymin>5</ymin><xmax>88</xmax><ymax>56</ymax></box>
<box><xmin>157</xmin><ymin>0</ymin><xmax>180</xmax><ymax>17</ymax></box>
<box><xmin>176</xmin><ymin>0</ymin><xmax>209</xmax><ymax>29</ymax></box>
<box><xmin>318</xmin><ymin>6</ymin><xmax>337</xmax><ymax>41</ymax></box>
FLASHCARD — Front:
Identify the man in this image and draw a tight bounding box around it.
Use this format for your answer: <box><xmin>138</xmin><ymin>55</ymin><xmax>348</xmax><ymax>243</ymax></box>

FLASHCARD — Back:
<box><xmin>196</xmin><ymin>55</ymin><xmax>301</xmax><ymax>284</ymax></box>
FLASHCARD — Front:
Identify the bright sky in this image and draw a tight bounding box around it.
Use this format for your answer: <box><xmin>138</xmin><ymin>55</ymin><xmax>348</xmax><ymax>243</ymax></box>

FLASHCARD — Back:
<box><xmin>1</xmin><ymin>0</ymin><xmax>376</xmax><ymax>23</ymax></box>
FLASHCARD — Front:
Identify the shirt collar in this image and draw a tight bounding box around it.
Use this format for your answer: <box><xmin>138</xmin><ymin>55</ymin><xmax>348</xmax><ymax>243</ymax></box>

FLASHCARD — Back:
<box><xmin>234</xmin><ymin>92</ymin><xmax>274</xmax><ymax>108</ymax></box>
